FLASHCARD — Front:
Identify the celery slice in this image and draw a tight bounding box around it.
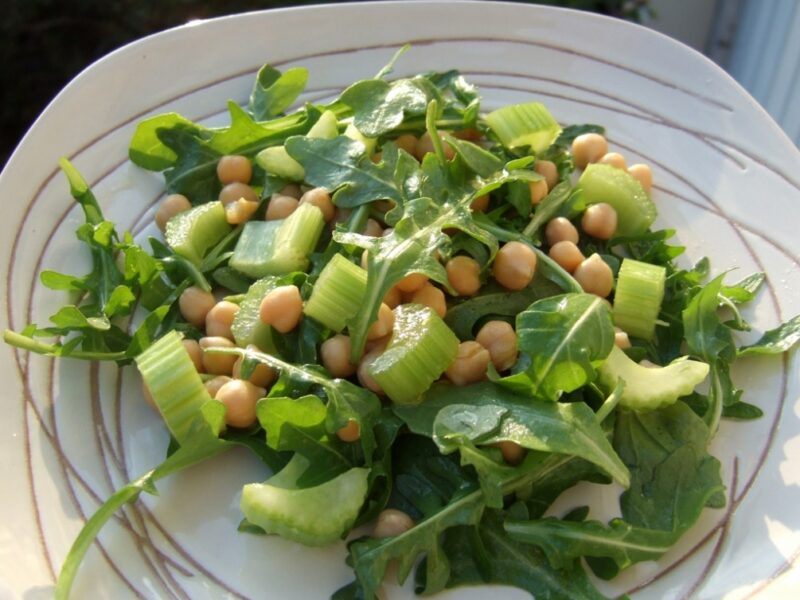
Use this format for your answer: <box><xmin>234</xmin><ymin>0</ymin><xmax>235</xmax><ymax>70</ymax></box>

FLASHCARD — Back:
<box><xmin>613</xmin><ymin>259</ymin><xmax>666</xmax><ymax>340</ymax></box>
<box><xmin>304</xmin><ymin>254</ymin><xmax>368</xmax><ymax>332</ymax></box>
<box><xmin>485</xmin><ymin>102</ymin><xmax>562</xmax><ymax>153</ymax></box>
<box><xmin>369</xmin><ymin>304</ymin><xmax>460</xmax><ymax>405</ymax></box>
<box><xmin>231</xmin><ymin>277</ymin><xmax>280</xmax><ymax>352</ymax></box>
<box><xmin>578</xmin><ymin>164</ymin><xmax>657</xmax><ymax>236</ymax></box>
<box><xmin>135</xmin><ymin>331</ymin><xmax>213</xmax><ymax>444</ymax></box>
<box><xmin>165</xmin><ymin>201</ymin><xmax>232</xmax><ymax>265</ymax></box>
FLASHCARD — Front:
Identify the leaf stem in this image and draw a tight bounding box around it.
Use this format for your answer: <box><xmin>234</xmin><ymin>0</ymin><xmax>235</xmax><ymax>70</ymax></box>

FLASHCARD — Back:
<box><xmin>3</xmin><ymin>330</ymin><xmax>126</xmax><ymax>361</ymax></box>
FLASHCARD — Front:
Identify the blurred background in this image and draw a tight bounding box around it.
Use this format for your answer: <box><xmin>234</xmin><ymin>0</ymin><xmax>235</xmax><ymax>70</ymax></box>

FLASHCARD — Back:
<box><xmin>2</xmin><ymin>0</ymin><xmax>798</xmax><ymax>167</ymax></box>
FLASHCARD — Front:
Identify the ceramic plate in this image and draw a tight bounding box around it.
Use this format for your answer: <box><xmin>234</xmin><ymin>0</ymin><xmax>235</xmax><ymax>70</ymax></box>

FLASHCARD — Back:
<box><xmin>2</xmin><ymin>2</ymin><xmax>799</xmax><ymax>598</ymax></box>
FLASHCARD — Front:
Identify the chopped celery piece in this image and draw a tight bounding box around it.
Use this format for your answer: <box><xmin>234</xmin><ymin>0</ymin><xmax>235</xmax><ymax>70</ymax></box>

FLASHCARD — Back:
<box><xmin>240</xmin><ymin>454</ymin><xmax>369</xmax><ymax>546</ymax></box>
<box><xmin>165</xmin><ymin>201</ymin><xmax>232</xmax><ymax>265</ymax></box>
<box><xmin>597</xmin><ymin>346</ymin><xmax>709</xmax><ymax>411</ymax></box>
<box><xmin>135</xmin><ymin>331</ymin><xmax>213</xmax><ymax>444</ymax></box>
<box><xmin>369</xmin><ymin>304</ymin><xmax>460</xmax><ymax>405</ymax></box>
<box><xmin>304</xmin><ymin>254</ymin><xmax>368</xmax><ymax>332</ymax></box>
<box><xmin>578</xmin><ymin>164</ymin><xmax>657</xmax><ymax>236</ymax></box>
<box><xmin>614</xmin><ymin>259</ymin><xmax>666</xmax><ymax>340</ymax></box>
<box><xmin>485</xmin><ymin>102</ymin><xmax>562</xmax><ymax>153</ymax></box>
<box><xmin>231</xmin><ymin>277</ymin><xmax>281</xmax><ymax>352</ymax></box>
<box><xmin>307</xmin><ymin>110</ymin><xmax>340</xmax><ymax>138</ymax></box>
<box><xmin>344</xmin><ymin>122</ymin><xmax>377</xmax><ymax>154</ymax></box>
<box><xmin>230</xmin><ymin>203</ymin><xmax>324</xmax><ymax>277</ymax></box>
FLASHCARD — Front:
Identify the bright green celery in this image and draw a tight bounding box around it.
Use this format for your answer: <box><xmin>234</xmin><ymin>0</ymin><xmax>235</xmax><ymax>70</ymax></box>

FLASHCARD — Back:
<box><xmin>135</xmin><ymin>330</ymin><xmax>213</xmax><ymax>444</ymax></box>
<box><xmin>304</xmin><ymin>254</ymin><xmax>368</xmax><ymax>331</ymax></box>
<box><xmin>578</xmin><ymin>164</ymin><xmax>656</xmax><ymax>236</ymax></box>
<box><xmin>369</xmin><ymin>304</ymin><xmax>459</xmax><ymax>405</ymax></box>
<box><xmin>231</xmin><ymin>277</ymin><xmax>280</xmax><ymax>352</ymax></box>
<box><xmin>230</xmin><ymin>203</ymin><xmax>325</xmax><ymax>277</ymax></box>
<box><xmin>614</xmin><ymin>258</ymin><xmax>666</xmax><ymax>340</ymax></box>
<box><xmin>485</xmin><ymin>102</ymin><xmax>562</xmax><ymax>153</ymax></box>
<box><xmin>240</xmin><ymin>454</ymin><xmax>369</xmax><ymax>546</ymax></box>
<box><xmin>165</xmin><ymin>201</ymin><xmax>232</xmax><ymax>265</ymax></box>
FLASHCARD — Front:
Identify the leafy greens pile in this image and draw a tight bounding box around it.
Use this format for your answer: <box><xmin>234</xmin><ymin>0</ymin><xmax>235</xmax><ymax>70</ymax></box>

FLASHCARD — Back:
<box><xmin>4</xmin><ymin>48</ymin><xmax>800</xmax><ymax>600</ymax></box>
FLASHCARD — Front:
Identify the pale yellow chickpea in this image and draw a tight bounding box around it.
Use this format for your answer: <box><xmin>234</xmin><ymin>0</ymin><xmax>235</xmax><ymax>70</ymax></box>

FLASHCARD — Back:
<box><xmin>215</xmin><ymin>379</ymin><xmax>265</xmax><ymax>428</ymax></box>
<box><xmin>367</xmin><ymin>303</ymin><xmax>394</xmax><ymax>341</ymax></box>
<box><xmin>383</xmin><ymin>286</ymin><xmax>402</xmax><ymax>309</ymax></box>
<box><xmin>225</xmin><ymin>198</ymin><xmax>259</xmax><ymax>225</ymax></box>
<box><xmin>216</xmin><ymin>155</ymin><xmax>252</xmax><ymax>184</ymax></box>
<box><xmin>492</xmin><ymin>242</ymin><xmax>537</xmax><ymax>291</ymax></box>
<box><xmin>446</xmin><ymin>341</ymin><xmax>491</xmax><ymax>386</ymax></box>
<box><xmin>534</xmin><ymin>160</ymin><xmax>559</xmax><ymax>191</ymax></box>
<box><xmin>265</xmin><ymin>194</ymin><xmax>299</xmax><ymax>220</ymax></box>
<box><xmin>233</xmin><ymin>352</ymin><xmax>276</xmax><ymax>388</ymax></box>
<box><xmin>598</xmin><ymin>152</ymin><xmax>627</xmax><ymax>170</ymax></box>
<box><xmin>205</xmin><ymin>375</ymin><xmax>232</xmax><ymax>398</ymax></box>
<box><xmin>199</xmin><ymin>336</ymin><xmax>237</xmax><ymax>375</ymax></box>
<box><xmin>549</xmin><ymin>240</ymin><xmax>585</xmax><ymax>273</ymax></box>
<box><xmin>300</xmin><ymin>187</ymin><xmax>335</xmax><ymax>222</ymax></box>
<box><xmin>332</xmin><ymin>207</ymin><xmax>353</xmax><ymax>227</ymax></box>
<box><xmin>529</xmin><ymin>178</ymin><xmax>548</xmax><ymax>205</ymax></box>
<box><xmin>155</xmin><ymin>194</ymin><xmax>191</xmax><ymax>232</ymax></box>
<box><xmin>446</xmin><ymin>256</ymin><xmax>481</xmax><ymax>296</ymax></box>
<box><xmin>358</xmin><ymin>348</ymin><xmax>385</xmax><ymax>395</ymax></box>
<box><xmin>628</xmin><ymin>163</ymin><xmax>653</xmax><ymax>192</ymax></box>
<box><xmin>373</xmin><ymin>508</ymin><xmax>415</xmax><ymax>538</ymax></box>
<box><xmin>396</xmin><ymin>272</ymin><xmax>428</xmax><ymax>294</ymax></box>
<box><xmin>410</xmin><ymin>283</ymin><xmax>447</xmax><ymax>318</ymax></box>
<box><xmin>259</xmin><ymin>286</ymin><xmax>303</xmax><ymax>333</ymax></box>
<box><xmin>496</xmin><ymin>441</ymin><xmax>526</xmax><ymax>465</ymax></box>
<box><xmin>205</xmin><ymin>300</ymin><xmax>239</xmax><ymax>340</ymax></box>
<box><xmin>360</xmin><ymin>249</ymin><xmax>370</xmax><ymax>270</ymax></box>
<box><xmin>182</xmin><ymin>339</ymin><xmax>204</xmax><ymax>372</ymax></box>
<box><xmin>320</xmin><ymin>334</ymin><xmax>357</xmax><ymax>378</ymax></box>
<box><xmin>336</xmin><ymin>419</ymin><xmax>361</xmax><ymax>443</ymax></box>
<box><xmin>574</xmin><ymin>254</ymin><xmax>614</xmax><ymax>298</ymax></box>
<box><xmin>179</xmin><ymin>286</ymin><xmax>216</xmax><ymax>328</ymax></box>
<box><xmin>279</xmin><ymin>183</ymin><xmax>302</xmax><ymax>199</ymax></box>
<box><xmin>470</xmin><ymin>194</ymin><xmax>490</xmax><ymax>212</ymax></box>
<box><xmin>572</xmin><ymin>133</ymin><xmax>608</xmax><ymax>169</ymax></box>
<box><xmin>415</xmin><ymin>131</ymin><xmax>455</xmax><ymax>161</ymax></box>
<box><xmin>475</xmin><ymin>321</ymin><xmax>518</xmax><ymax>371</ymax></box>
<box><xmin>545</xmin><ymin>217</ymin><xmax>579</xmax><ymax>246</ymax></box>
<box><xmin>582</xmin><ymin>203</ymin><xmax>618</xmax><ymax>240</ymax></box>
<box><xmin>363</xmin><ymin>218</ymin><xmax>383</xmax><ymax>237</ymax></box>
<box><xmin>393</xmin><ymin>133</ymin><xmax>418</xmax><ymax>156</ymax></box>
<box><xmin>614</xmin><ymin>327</ymin><xmax>632</xmax><ymax>349</ymax></box>
<box><xmin>218</xmin><ymin>182</ymin><xmax>258</xmax><ymax>206</ymax></box>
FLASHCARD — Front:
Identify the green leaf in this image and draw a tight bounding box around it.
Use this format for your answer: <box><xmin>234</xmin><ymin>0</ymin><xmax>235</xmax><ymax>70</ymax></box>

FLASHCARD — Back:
<box><xmin>721</xmin><ymin>272</ymin><xmax>765</xmax><ymax>304</ymax></box>
<box><xmin>493</xmin><ymin>293</ymin><xmax>615</xmax><ymax>401</ymax></box>
<box><xmin>249</xmin><ymin>64</ymin><xmax>309</xmax><ymax>120</ymax></box>
<box><xmin>682</xmin><ymin>274</ymin><xmax>735</xmax><ymax>364</ymax></box>
<box><xmin>340</xmin><ymin>77</ymin><xmax>433</xmax><ymax>137</ymax></box>
<box><xmin>442</xmin><ymin>133</ymin><xmax>503</xmax><ymax>177</ymax></box>
<box><xmin>128</xmin><ymin>113</ymin><xmax>200</xmax><ymax>170</ymax></box>
<box><xmin>521</xmin><ymin>181</ymin><xmax>575</xmax><ymax>241</ymax></box>
<box><xmin>738</xmin><ymin>313</ymin><xmax>800</xmax><ymax>356</ymax></box>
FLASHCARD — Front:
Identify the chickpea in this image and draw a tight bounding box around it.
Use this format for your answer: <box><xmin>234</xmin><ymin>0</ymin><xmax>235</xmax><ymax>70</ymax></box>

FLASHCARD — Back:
<box><xmin>446</xmin><ymin>341</ymin><xmax>491</xmax><ymax>386</ymax></box>
<box><xmin>545</xmin><ymin>217</ymin><xmax>579</xmax><ymax>246</ymax></box>
<box><xmin>367</xmin><ymin>303</ymin><xmax>394</xmax><ymax>341</ymax></box>
<box><xmin>497</xmin><ymin>441</ymin><xmax>526</xmax><ymax>465</ymax></box>
<box><xmin>370</xmin><ymin>152</ymin><xmax>382</xmax><ymax>164</ymax></box>
<box><xmin>549</xmin><ymin>240</ymin><xmax>585</xmax><ymax>273</ymax></box>
<box><xmin>358</xmin><ymin>348</ymin><xmax>384</xmax><ymax>395</ymax></box>
<box><xmin>598</xmin><ymin>152</ymin><xmax>627</xmax><ymax>170</ymax></box>
<box><xmin>205</xmin><ymin>300</ymin><xmax>239</xmax><ymax>340</ymax></box>
<box><xmin>453</xmin><ymin>128</ymin><xmax>482</xmax><ymax>141</ymax></box>
<box><xmin>628</xmin><ymin>163</ymin><xmax>653</xmax><ymax>192</ymax></box>
<box><xmin>415</xmin><ymin>131</ymin><xmax>455</xmax><ymax>161</ymax></box>
<box><xmin>218</xmin><ymin>182</ymin><xmax>258</xmax><ymax>206</ymax></box>
<box><xmin>529</xmin><ymin>178</ymin><xmax>548</xmax><ymax>205</ymax></box>
<box><xmin>182</xmin><ymin>339</ymin><xmax>204</xmax><ymax>372</ymax></box>
<box><xmin>259</xmin><ymin>285</ymin><xmax>303</xmax><ymax>333</ymax></box>
<box><xmin>572</xmin><ymin>133</ymin><xmax>608</xmax><ymax>169</ymax></box>
<box><xmin>279</xmin><ymin>183</ymin><xmax>302</xmax><ymax>199</ymax></box>
<box><xmin>265</xmin><ymin>194</ymin><xmax>299</xmax><ymax>220</ymax></box>
<box><xmin>320</xmin><ymin>334</ymin><xmax>357</xmax><ymax>378</ymax></box>
<box><xmin>534</xmin><ymin>160</ymin><xmax>559</xmax><ymax>191</ymax></box>
<box><xmin>179</xmin><ymin>286</ymin><xmax>216</xmax><ymax>328</ymax></box>
<box><xmin>470</xmin><ymin>194</ymin><xmax>490</xmax><ymax>212</ymax></box>
<box><xmin>410</xmin><ymin>283</ymin><xmax>447</xmax><ymax>318</ymax></box>
<box><xmin>365</xmin><ymin>334</ymin><xmax>391</xmax><ymax>355</ymax></box>
<box><xmin>492</xmin><ymin>241</ymin><xmax>537</xmax><ymax>291</ymax></box>
<box><xmin>233</xmin><ymin>352</ymin><xmax>276</xmax><ymax>388</ymax></box>
<box><xmin>336</xmin><ymin>419</ymin><xmax>361</xmax><ymax>443</ymax></box>
<box><xmin>614</xmin><ymin>327</ymin><xmax>632</xmax><ymax>349</ymax></box>
<box><xmin>363</xmin><ymin>218</ymin><xmax>383</xmax><ymax>237</ymax></box>
<box><xmin>476</xmin><ymin>321</ymin><xmax>518</xmax><ymax>371</ymax></box>
<box><xmin>155</xmin><ymin>194</ymin><xmax>191</xmax><ymax>232</ymax></box>
<box><xmin>582</xmin><ymin>203</ymin><xmax>618</xmax><ymax>240</ymax></box>
<box><xmin>383</xmin><ymin>286</ymin><xmax>402</xmax><ymax>309</ymax></box>
<box><xmin>393</xmin><ymin>133</ymin><xmax>418</xmax><ymax>156</ymax></box>
<box><xmin>373</xmin><ymin>509</ymin><xmax>415</xmax><ymax>538</ymax></box>
<box><xmin>382</xmin><ymin>227</ymin><xmax>394</xmax><ymax>238</ymax></box>
<box><xmin>375</xmin><ymin>200</ymin><xmax>395</xmax><ymax>214</ymax></box>
<box><xmin>300</xmin><ymin>187</ymin><xmax>335</xmax><ymax>222</ymax></box>
<box><xmin>396</xmin><ymin>272</ymin><xmax>428</xmax><ymax>294</ymax></box>
<box><xmin>216</xmin><ymin>155</ymin><xmax>252</xmax><ymax>184</ymax></box>
<box><xmin>199</xmin><ymin>336</ymin><xmax>237</xmax><ymax>375</ymax></box>
<box><xmin>215</xmin><ymin>379</ymin><xmax>265</xmax><ymax>428</ymax></box>
<box><xmin>332</xmin><ymin>207</ymin><xmax>352</xmax><ymax>226</ymax></box>
<box><xmin>446</xmin><ymin>256</ymin><xmax>481</xmax><ymax>296</ymax></box>
<box><xmin>225</xmin><ymin>198</ymin><xmax>259</xmax><ymax>225</ymax></box>
<box><xmin>574</xmin><ymin>254</ymin><xmax>614</xmax><ymax>297</ymax></box>
<box><xmin>204</xmin><ymin>375</ymin><xmax>232</xmax><ymax>398</ymax></box>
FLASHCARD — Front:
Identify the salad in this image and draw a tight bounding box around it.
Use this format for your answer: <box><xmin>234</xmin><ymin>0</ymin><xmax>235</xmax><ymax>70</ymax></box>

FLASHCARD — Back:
<box><xmin>4</xmin><ymin>47</ymin><xmax>800</xmax><ymax>599</ymax></box>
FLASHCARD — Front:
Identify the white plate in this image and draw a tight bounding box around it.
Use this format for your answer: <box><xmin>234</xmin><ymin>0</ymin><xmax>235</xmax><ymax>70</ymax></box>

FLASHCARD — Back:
<box><xmin>2</xmin><ymin>2</ymin><xmax>799</xmax><ymax>598</ymax></box>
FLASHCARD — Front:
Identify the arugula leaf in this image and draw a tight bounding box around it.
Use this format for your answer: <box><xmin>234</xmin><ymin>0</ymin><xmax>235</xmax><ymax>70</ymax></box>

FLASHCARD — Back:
<box><xmin>248</xmin><ymin>64</ymin><xmax>309</xmax><ymax>120</ymax></box>
<box><xmin>738</xmin><ymin>313</ymin><xmax>800</xmax><ymax>356</ymax></box>
<box><xmin>340</xmin><ymin>77</ymin><xmax>436</xmax><ymax>137</ymax></box>
<box><xmin>521</xmin><ymin>181</ymin><xmax>576</xmax><ymax>241</ymax></box>
<box><xmin>721</xmin><ymin>272</ymin><xmax>765</xmax><ymax>304</ymax></box>
<box><xmin>682</xmin><ymin>274</ymin><xmax>735</xmax><ymax>363</ymax></box>
<box><xmin>493</xmin><ymin>293</ymin><xmax>615</xmax><ymax>401</ymax></box>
